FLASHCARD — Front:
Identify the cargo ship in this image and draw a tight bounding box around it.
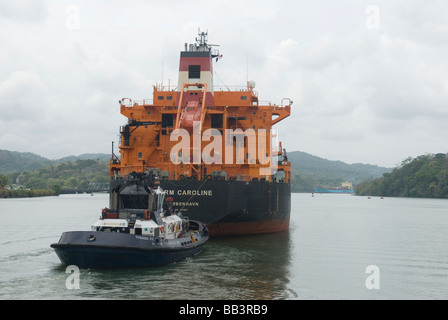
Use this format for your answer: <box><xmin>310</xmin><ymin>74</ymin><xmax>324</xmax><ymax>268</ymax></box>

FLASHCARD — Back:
<box><xmin>314</xmin><ymin>182</ymin><xmax>354</xmax><ymax>194</ymax></box>
<box><xmin>109</xmin><ymin>30</ymin><xmax>292</xmax><ymax>236</ymax></box>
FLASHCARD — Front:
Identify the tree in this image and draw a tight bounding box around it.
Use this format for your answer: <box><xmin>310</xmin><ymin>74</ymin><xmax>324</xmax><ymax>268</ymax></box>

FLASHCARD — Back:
<box><xmin>52</xmin><ymin>185</ymin><xmax>61</xmax><ymax>195</ymax></box>
<box><xmin>355</xmin><ymin>153</ymin><xmax>448</xmax><ymax>198</ymax></box>
<box><xmin>0</xmin><ymin>174</ymin><xmax>9</xmax><ymax>187</ymax></box>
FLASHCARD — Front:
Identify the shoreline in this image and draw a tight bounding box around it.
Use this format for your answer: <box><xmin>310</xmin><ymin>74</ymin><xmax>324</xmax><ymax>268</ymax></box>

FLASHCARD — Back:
<box><xmin>0</xmin><ymin>188</ymin><xmax>58</xmax><ymax>198</ymax></box>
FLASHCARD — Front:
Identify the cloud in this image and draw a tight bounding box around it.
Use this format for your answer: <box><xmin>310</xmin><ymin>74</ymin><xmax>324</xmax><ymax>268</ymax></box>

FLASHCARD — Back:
<box><xmin>0</xmin><ymin>0</ymin><xmax>447</xmax><ymax>167</ymax></box>
<box><xmin>0</xmin><ymin>0</ymin><xmax>48</xmax><ymax>23</ymax></box>
<box><xmin>0</xmin><ymin>70</ymin><xmax>48</xmax><ymax>121</ymax></box>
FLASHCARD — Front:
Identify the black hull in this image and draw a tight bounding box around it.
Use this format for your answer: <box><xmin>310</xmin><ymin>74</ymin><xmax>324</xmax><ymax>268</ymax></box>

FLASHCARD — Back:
<box><xmin>51</xmin><ymin>230</ymin><xmax>208</xmax><ymax>269</ymax></box>
<box><xmin>157</xmin><ymin>179</ymin><xmax>291</xmax><ymax>236</ymax></box>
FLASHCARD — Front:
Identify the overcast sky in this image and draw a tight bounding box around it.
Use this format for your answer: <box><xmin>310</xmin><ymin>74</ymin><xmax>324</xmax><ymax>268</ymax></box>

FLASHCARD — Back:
<box><xmin>1</xmin><ymin>0</ymin><xmax>447</xmax><ymax>168</ymax></box>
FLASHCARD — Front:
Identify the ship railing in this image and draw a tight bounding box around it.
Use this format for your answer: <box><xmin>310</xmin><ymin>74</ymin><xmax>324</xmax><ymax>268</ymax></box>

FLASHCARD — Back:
<box><xmin>121</xmin><ymin>165</ymin><xmax>145</xmax><ymax>173</ymax></box>
<box><xmin>258</xmin><ymin>101</ymin><xmax>292</xmax><ymax>108</ymax></box>
<box><xmin>134</xmin><ymin>99</ymin><xmax>153</xmax><ymax>106</ymax></box>
<box><xmin>121</xmin><ymin>98</ymin><xmax>153</xmax><ymax>107</ymax></box>
<box><xmin>280</xmin><ymin>98</ymin><xmax>292</xmax><ymax>107</ymax></box>
<box><xmin>121</xmin><ymin>98</ymin><xmax>290</xmax><ymax>109</ymax></box>
<box><xmin>258</xmin><ymin>100</ymin><xmax>274</xmax><ymax>106</ymax></box>
<box><xmin>154</xmin><ymin>83</ymin><xmax>177</xmax><ymax>92</ymax></box>
<box><xmin>214</xmin><ymin>85</ymin><xmax>252</xmax><ymax>92</ymax></box>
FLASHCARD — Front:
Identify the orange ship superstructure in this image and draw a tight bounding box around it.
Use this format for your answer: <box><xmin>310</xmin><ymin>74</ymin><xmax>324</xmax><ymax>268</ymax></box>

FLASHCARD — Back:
<box><xmin>109</xmin><ymin>30</ymin><xmax>292</xmax><ymax>236</ymax></box>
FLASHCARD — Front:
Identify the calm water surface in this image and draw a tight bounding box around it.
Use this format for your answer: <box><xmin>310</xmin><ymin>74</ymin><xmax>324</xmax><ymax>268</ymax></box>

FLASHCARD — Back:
<box><xmin>1</xmin><ymin>193</ymin><xmax>447</xmax><ymax>299</ymax></box>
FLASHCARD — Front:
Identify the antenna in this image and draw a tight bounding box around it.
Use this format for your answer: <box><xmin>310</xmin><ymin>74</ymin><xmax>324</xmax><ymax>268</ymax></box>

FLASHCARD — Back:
<box><xmin>196</xmin><ymin>28</ymin><xmax>208</xmax><ymax>46</ymax></box>
<box><xmin>246</xmin><ymin>52</ymin><xmax>249</xmax><ymax>82</ymax></box>
<box><xmin>161</xmin><ymin>49</ymin><xmax>164</xmax><ymax>85</ymax></box>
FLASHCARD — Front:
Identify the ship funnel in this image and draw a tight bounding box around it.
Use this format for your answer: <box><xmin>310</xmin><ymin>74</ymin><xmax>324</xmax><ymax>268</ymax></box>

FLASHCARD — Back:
<box><xmin>177</xmin><ymin>30</ymin><xmax>217</xmax><ymax>106</ymax></box>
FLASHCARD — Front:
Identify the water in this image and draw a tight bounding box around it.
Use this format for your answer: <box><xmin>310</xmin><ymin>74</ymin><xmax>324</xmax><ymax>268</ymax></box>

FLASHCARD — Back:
<box><xmin>1</xmin><ymin>193</ymin><xmax>447</xmax><ymax>300</ymax></box>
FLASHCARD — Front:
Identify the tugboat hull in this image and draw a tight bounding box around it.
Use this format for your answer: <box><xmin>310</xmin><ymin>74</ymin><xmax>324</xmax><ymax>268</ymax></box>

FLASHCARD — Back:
<box><xmin>51</xmin><ymin>230</ymin><xmax>208</xmax><ymax>269</ymax></box>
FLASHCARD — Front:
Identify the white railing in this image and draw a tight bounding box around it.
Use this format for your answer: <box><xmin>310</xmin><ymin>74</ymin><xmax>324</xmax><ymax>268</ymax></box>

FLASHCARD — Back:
<box><xmin>121</xmin><ymin>98</ymin><xmax>153</xmax><ymax>106</ymax></box>
<box><xmin>214</xmin><ymin>85</ymin><xmax>250</xmax><ymax>92</ymax></box>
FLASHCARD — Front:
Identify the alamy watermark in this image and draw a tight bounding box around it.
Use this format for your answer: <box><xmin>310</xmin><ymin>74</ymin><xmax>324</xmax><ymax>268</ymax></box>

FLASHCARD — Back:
<box><xmin>65</xmin><ymin>5</ymin><xmax>80</xmax><ymax>30</ymax></box>
<box><xmin>365</xmin><ymin>265</ymin><xmax>380</xmax><ymax>290</ymax></box>
<box><xmin>65</xmin><ymin>265</ymin><xmax>80</xmax><ymax>290</ymax></box>
<box><xmin>365</xmin><ymin>5</ymin><xmax>380</xmax><ymax>30</ymax></box>
<box><xmin>169</xmin><ymin>121</ymin><xmax>280</xmax><ymax>175</ymax></box>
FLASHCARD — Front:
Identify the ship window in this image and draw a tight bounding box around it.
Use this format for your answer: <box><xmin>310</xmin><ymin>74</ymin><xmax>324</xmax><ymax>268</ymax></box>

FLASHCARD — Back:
<box><xmin>138</xmin><ymin>152</ymin><xmax>143</xmax><ymax>158</ymax></box>
<box><xmin>189</xmin><ymin>65</ymin><xmax>201</xmax><ymax>79</ymax></box>
<box><xmin>162</xmin><ymin>114</ymin><xmax>173</xmax><ymax>128</ymax></box>
<box><xmin>158</xmin><ymin>96</ymin><xmax>164</xmax><ymax>100</ymax></box>
<box><xmin>167</xmin><ymin>96</ymin><xmax>173</xmax><ymax>100</ymax></box>
<box><xmin>211</xmin><ymin>114</ymin><xmax>223</xmax><ymax>129</ymax></box>
<box><xmin>241</xmin><ymin>96</ymin><xmax>247</xmax><ymax>100</ymax></box>
<box><xmin>119</xmin><ymin>195</ymin><xmax>148</xmax><ymax>209</ymax></box>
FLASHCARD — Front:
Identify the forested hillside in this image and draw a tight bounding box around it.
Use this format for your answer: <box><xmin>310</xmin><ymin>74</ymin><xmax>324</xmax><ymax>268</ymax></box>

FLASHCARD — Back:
<box><xmin>287</xmin><ymin>151</ymin><xmax>391</xmax><ymax>192</ymax></box>
<box><xmin>3</xmin><ymin>150</ymin><xmax>446</xmax><ymax>198</ymax></box>
<box><xmin>0</xmin><ymin>150</ymin><xmax>52</xmax><ymax>174</ymax></box>
<box><xmin>0</xmin><ymin>150</ymin><xmax>109</xmax><ymax>197</ymax></box>
<box><xmin>13</xmin><ymin>159</ymin><xmax>109</xmax><ymax>192</ymax></box>
<box><xmin>1</xmin><ymin>149</ymin><xmax>392</xmax><ymax>194</ymax></box>
<box><xmin>356</xmin><ymin>153</ymin><xmax>448</xmax><ymax>198</ymax></box>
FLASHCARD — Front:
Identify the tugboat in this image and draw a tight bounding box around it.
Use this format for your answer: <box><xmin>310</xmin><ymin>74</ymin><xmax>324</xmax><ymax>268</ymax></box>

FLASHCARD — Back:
<box><xmin>51</xmin><ymin>171</ymin><xmax>209</xmax><ymax>269</ymax></box>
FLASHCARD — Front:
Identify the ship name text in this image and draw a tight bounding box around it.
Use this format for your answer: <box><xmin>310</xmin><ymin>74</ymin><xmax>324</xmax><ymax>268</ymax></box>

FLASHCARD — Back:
<box><xmin>165</xmin><ymin>189</ymin><xmax>212</xmax><ymax>197</ymax></box>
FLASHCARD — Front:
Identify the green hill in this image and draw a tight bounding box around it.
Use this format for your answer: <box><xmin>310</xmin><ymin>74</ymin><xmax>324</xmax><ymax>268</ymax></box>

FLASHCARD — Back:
<box><xmin>0</xmin><ymin>149</ymin><xmax>110</xmax><ymax>175</ymax></box>
<box><xmin>3</xmin><ymin>149</ymin><xmax>445</xmax><ymax>198</ymax></box>
<box><xmin>1</xmin><ymin>149</ymin><xmax>392</xmax><ymax>194</ymax></box>
<box><xmin>0</xmin><ymin>150</ymin><xmax>110</xmax><ymax>194</ymax></box>
<box><xmin>13</xmin><ymin>159</ymin><xmax>109</xmax><ymax>193</ymax></box>
<box><xmin>356</xmin><ymin>153</ymin><xmax>448</xmax><ymax>198</ymax></box>
<box><xmin>55</xmin><ymin>153</ymin><xmax>110</xmax><ymax>163</ymax></box>
<box><xmin>288</xmin><ymin>151</ymin><xmax>391</xmax><ymax>192</ymax></box>
<box><xmin>0</xmin><ymin>150</ymin><xmax>52</xmax><ymax>175</ymax></box>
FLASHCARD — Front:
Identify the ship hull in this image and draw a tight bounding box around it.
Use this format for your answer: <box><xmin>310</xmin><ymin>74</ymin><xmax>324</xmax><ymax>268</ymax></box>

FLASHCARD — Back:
<box><xmin>51</xmin><ymin>230</ymin><xmax>208</xmax><ymax>269</ymax></box>
<box><xmin>159</xmin><ymin>179</ymin><xmax>291</xmax><ymax>236</ymax></box>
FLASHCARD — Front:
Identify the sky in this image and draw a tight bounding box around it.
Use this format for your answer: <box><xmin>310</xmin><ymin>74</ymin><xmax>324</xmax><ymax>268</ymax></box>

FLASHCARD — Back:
<box><xmin>0</xmin><ymin>0</ymin><xmax>447</xmax><ymax>168</ymax></box>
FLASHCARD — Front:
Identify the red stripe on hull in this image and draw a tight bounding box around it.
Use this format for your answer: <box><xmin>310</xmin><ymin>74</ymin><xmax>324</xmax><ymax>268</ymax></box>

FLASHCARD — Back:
<box><xmin>179</xmin><ymin>57</ymin><xmax>212</xmax><ymax>71</ymax></box>
<box><xmin>207</xmin><ymin>218</ymin><xmax>290</xmax><ymax>237</ymax></box>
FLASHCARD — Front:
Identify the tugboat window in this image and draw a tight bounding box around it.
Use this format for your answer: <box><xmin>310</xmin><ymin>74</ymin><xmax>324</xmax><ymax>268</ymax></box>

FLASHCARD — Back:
<box><xmin>120</xmin><ymin>195</ymin><xmax>148</xmax><ymax>209</ymax></box>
